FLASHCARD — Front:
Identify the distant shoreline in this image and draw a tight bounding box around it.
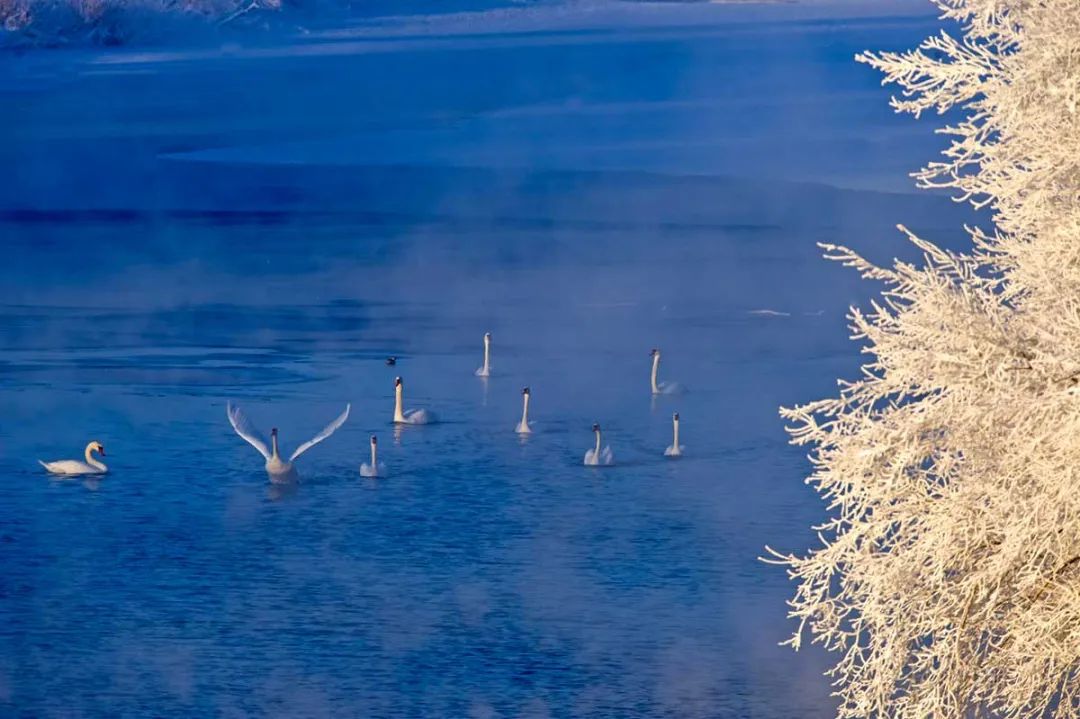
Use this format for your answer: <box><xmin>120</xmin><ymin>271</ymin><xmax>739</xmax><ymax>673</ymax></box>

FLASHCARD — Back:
<box><xmin>2</xmin><ymin>0</ymin><xmax>933</xmax><ymax>50</ymax></box>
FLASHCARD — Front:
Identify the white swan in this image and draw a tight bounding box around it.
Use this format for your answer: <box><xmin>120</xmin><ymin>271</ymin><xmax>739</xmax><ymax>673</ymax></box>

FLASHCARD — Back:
<box><xmin>227</xmin><ymin>402</ymin><xmax>350</xmax><ymax>482</ymax></box>
<box><xmin>664</xmin><ymin>412</ymin><xmax>684</xmax><ymax>457</ymax></box>
<box><xmin>360</xmin><ymin>435</ymin><xmax>386</xmax><ymax>477</ymax></box>
<box><xmin>515</xmin><ymin>386</ymin><xmax>532</xmax><ymax>434</ymax></box>
<box><xmin>393</xmin><ymin>377</ymin><xmax>437</xmax><ymax>424</ymax></box>
<box><xmin>39</xmin><ymin>441</ymin><xmax>107</xmax><ymax>476</ymax></box>
<box><xmin>583</xmin><ymin>423</ymin><xmax>614</xmax><ymax>466</ymax></box>
<box><xmin>475</xmin><ymin>332</ymin><xmax>492</xmax><ymax>377</ymax></box>
<box><xmin>650</xmin><ymin>348</ymin><xmax>684</xmax><ymax>395</ymax></box>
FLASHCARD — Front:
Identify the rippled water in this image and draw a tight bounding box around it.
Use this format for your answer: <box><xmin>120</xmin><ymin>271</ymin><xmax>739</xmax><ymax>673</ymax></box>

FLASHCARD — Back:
<box><xmin>0</xmin><ymin>4</ymin><xmax>971</xmax><ymax>716</ymax></box>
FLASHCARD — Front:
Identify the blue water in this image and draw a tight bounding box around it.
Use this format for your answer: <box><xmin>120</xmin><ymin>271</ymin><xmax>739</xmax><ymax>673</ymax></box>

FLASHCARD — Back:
<box><xmin>0</xmin><ymin>3</ymin><xmax>972</xmax><ymax>716</ymax></box>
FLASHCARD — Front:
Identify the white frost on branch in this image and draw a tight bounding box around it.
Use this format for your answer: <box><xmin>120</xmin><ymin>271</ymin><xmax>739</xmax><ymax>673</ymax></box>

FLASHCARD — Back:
<box><xmin>768</xmin><ymin>1</ymin><xmax>1080</xmax><ymax>717</ymax></box>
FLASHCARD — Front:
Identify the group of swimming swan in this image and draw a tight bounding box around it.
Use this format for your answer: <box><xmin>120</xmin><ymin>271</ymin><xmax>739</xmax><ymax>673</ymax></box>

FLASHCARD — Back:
<box><xmin>40</xmin><ymin>335</ymin><xmax>685</xmax><ymax>479</ymax></box>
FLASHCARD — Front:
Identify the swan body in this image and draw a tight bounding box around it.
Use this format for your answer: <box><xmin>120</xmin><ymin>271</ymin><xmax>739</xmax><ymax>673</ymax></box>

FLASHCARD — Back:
<box><xmin>515</xmin><ymin>386</ymin><xmax>532</xmax><ymax>434</ymax></box>
<box><xmin>664</xmin><ymin>412</ymin><xmax>684</xmax><ymax>457</ymax></box>
<box><xmin>360</xmin><ymin>435</ymin><xmax>386</xmax><ymax>477</ymax></box>
<box><xmin>393</xmin><ymin>377</ymin><xmax>437</xmax><ymax>424</ymax></box>
<box><xmin>39</xmin><ymin>441</ymin><xmax>107</xmax><ymax>476</ymax></box>
<box><xmin>650</xmin><ymin>348</ymin><xmax>684</xmax><ymax>395</ymax></box>
<box><xmin>475</xmin><ymin>332</ymin><xmax>492</xmax><ymax>377</ymax></box>
<box><xmin>227</xmin><ymin>402</ymin><xmax>350</xmax><ymax>482</ymax></box>
<box><xmin>583</xmin><ymin>423</ymin><xmax>614</xmax><ymax>466</ymax></box>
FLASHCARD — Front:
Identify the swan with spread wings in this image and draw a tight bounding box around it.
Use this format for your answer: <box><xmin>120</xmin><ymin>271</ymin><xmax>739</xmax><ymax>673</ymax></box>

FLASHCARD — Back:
<box><xmin>227</xmin><ymin>402</ymin><xmax>350</xmax><ymax>482</ymax></box>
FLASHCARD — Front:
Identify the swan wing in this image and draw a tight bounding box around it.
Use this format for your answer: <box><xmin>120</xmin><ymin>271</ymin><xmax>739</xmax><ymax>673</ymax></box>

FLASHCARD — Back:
<box><xmin>40</xmin><ymin>459</ymin><xmax>100</xmax><ymax>475</ymax></box>
<box><xmin>227</xmin><ymin>402</ymin><xmax>271</xmax><ymax>460</ymax></box>
<box><xmin>360</xmin><ymin>461</ymin><xmax>386</xmax><ymax>478</ymax></box>
<box><xmin>289</xmin><ymin>404</ymin><xmax>350</xmax><ymax>462</ymax></box>
<box><xmin>404</xmin><ymin>408</ymin><xmax>436</xmax><ymax>425</ymax></box>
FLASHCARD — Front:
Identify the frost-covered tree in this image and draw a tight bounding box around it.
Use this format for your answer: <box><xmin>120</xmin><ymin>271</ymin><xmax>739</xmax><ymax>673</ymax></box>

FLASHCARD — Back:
<box><xmin>767</xmin><ymin>1</ymin><xmax>1080</xmax><ymax>717</ymax></box>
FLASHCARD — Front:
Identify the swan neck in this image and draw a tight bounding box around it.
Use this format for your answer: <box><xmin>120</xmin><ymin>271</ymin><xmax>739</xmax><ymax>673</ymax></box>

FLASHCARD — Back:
<box><xmin>394</xmin><ymin>384</ymin><xmax>405</xmax><ymax>422</ymax></box>
<box><xmin>83</xmin><ymin>444</ymin><xmax>106</xmax><ymax>470</ymax></box>
<box><xmin>482</xmin><ymin>339</ymin><xmax>490</xmax><ymax>372</ymax></box>
<box><xmin>271</xmin><ymin>433</ymin><xmax>279</xmax><ymax>459</ymax></box>
<box><xmin>370</xmin><ymin>442</ymin><xmax>377</xmax><ymax>466</ymax></box>
<box><xmin>521</xmin><ymin>393</ymin><xmax>530</xmax><ymax>422</ymax></box>
<box><xmin>673</xmin><ymin>418</ymin><xmax>680</xmax><ymax>446</ymax></box>
<box><xmin>594</xmin><ymin>430</ymin><xmax>601</xmax><ymax>455</ymax></box>
<box><xmin>651</xmin><ymin>354</ymin><xmax>660</xmax><ymax>393</ymax></box>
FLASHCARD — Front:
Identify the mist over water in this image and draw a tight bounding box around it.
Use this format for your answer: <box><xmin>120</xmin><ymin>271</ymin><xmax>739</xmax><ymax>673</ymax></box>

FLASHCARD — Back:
<box><xmin>1</xmin><ymin>2</ymin><xmax>972</xmax><ymax>716</ymax></box>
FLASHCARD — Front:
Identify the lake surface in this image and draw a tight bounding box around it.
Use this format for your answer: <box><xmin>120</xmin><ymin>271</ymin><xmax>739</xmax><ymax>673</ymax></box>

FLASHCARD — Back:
<box><xmin>0</xmin><ymin>3</ymin><xmax>972</xmax><ymax>716</ymax></box>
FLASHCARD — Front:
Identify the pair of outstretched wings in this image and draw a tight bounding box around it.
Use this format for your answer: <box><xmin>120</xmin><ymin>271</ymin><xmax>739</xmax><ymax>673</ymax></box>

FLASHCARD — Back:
<box><xmin>227</xmin><ymin>402</ymin><xmax>350</xmax><ymax>463</ymax></box>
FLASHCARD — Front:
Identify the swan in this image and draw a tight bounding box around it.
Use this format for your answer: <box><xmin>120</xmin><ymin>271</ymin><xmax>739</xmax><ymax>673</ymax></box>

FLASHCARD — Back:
<box><xmin>664</xmin><ymin>412</ymin><xmax>684</xmax><ymax>457</ymax></box>
<box><xmin>360</xmin><ymin>435</ymin><xmax>386</xmax><ymax>477</ymax></box>
<box><xmin>227</xmin><ymin>402</ymin><xmax>350</xmax><ymax>482</ymax></box>
<box><xmin>475</xmin><ymin>332</ymin><xmax>492</xmax><ymax>377</ymax></box>
<box><xmin>515</xmin><ymin>386</ymin><xmax>532</xmax><ymax>434</ymax></box>
<box><xmin>386</xmin><ymin>356</ymin><xmax>397</xmax><ymax>366</ymax></box>
<box><xmin>39</xmin><ymin>441</ymin><xmax>107</xmax><ymax>476</ymax></box>
<box><xmin>583</xmin><ymin>423</ymin><xmax>614</xmax><ymax>466</ymax></box>
<box><xmin>650</xmin><ymin>348</ymin><xmax>684</xmax><ymax>395</ymax></box>
<box><xmin>393</xmin><ymin>377</ymin><xmax>437</xmax><ymax>424</ymax></box>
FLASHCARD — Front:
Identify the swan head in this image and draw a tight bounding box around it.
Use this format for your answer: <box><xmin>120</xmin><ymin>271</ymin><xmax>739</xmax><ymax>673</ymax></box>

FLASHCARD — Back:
<box><xmin>394</xmin><ymin>377</ymin><xmax>402</xmax><ymax>388</ymax></box>
<box><xmin>271</xmin><ymin>427</ymin><xmax>278</xmax><ymax>437</ymax></box>
<box><xmin>386</xmin><ymin>357</ymin><xmax>397</xmax><ymax>366</ymax></box>
<box><xmin>650</xmin><ymin>348</ymin><xmax>659</xmax><ymax>357</ymax></box>
<box><xmin>370</xmin><ymin>435</ymin><xmax>377</xmax><ymax>445</ymax></box>
<box><xmin>522</xmin><ymin>386</ymin><xmax>530</xmax><ymax>395</ymax></box>
<box><xmin>484</xmin><ymin>332</ymin><xmax>492</xmax><ymax>342</ymax></box>
<box><xmin>592</xmin><ymin>422</ymin><xmax>600</xmax><ymax>433</ymax></box>
<box><xmin>673</xmin><ymin>412</ymin><xmax>679</xmax><ymax>421</ymax></box>
<box><xmin>89</xmin><ymin>441</ymin><xmax>105</xmax><ymax>456</ymax></box>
